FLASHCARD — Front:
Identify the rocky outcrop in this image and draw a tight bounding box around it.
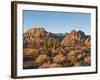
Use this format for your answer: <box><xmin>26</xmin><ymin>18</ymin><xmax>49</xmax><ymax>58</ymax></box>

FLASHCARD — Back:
<box><xmin>23</xmin><ymin>27</ymin><xmax>49</xmax><ymax>48</ymax></box>
<box><xmin>84</xmin><ymin>36</ymin><xmax>91</xmax><ymax>47</ymax></box>
<box><xmin>23</xmin><ymin>27</ymin><xmax>91</xmax><ymax>69</ymax></box>
<box><xmin>61</xmin><ymin>30</ymin><xmax>90</xmax><ymax>47</ymax></box>
<box><xmin>61</xmin><ymin>30</ymin><xmax>83</xmax><ymax>46</ymax></box>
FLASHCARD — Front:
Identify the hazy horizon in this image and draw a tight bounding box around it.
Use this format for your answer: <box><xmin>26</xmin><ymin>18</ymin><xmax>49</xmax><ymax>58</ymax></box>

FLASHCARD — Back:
<box><xmin>23</xmin><ymin>10</ymin><xmax>91</xmax><ymax>35</ymax></box>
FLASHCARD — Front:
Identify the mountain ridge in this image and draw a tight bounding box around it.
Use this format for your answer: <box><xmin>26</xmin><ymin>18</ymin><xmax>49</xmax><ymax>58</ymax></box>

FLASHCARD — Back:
<box><xmin>23</xmin><ymin>27</ymin><xmax>90</xmax><ymax>48</ymax></box>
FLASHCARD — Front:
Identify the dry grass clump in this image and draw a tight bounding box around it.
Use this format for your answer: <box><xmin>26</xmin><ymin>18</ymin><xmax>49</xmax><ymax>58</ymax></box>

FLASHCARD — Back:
<box><xmin>23</xmin><ymin>48</ymin><xmax>39</xmax><ymax>58</ymax></box>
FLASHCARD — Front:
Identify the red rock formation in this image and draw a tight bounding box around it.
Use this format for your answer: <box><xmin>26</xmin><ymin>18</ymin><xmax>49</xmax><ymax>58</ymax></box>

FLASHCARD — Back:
<box><xmin>61</xmin><ymin>30</ymin><xmax>81</xmax><ymax>46</ymax></box>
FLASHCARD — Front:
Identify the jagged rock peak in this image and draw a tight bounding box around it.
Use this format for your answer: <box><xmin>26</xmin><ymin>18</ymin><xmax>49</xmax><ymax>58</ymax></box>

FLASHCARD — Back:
<box><xmin>70</xmin><ymin>29</ymin><xmax>77</xmax><ymax>33</ymax></box>
<box><xmin>61</xmin><ymin>30</ymin><xmax>86</xmax><ymax>46</ymax></box>
<box><xmin>26</xmin><ymin>27</ymin><xmax>47</xmax><ymax>33</ymax></box>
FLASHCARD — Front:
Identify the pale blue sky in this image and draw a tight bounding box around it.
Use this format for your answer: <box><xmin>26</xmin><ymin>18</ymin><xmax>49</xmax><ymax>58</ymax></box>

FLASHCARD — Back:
<box><xmin>23</xmin><ymin>10</ymin><xmax>91</xmax><ymax>35</ymax></box>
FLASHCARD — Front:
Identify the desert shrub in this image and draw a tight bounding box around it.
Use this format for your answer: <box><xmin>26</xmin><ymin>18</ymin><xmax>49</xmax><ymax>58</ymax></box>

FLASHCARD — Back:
<box><xmin>23</xmin><ymin>61</ymin><xmax>38</xmax><ymax>69</ymax></box>
<box><xmin>53</xmin><ymin>54</ymin><xmax>66</xmax><ymax>64</ymax></box>
<box><xmin>75</xmin><ymin>49</ymin><xmax>82</xmax><ymax>53</ymax></box>
<box><xmin>67</xmin><ymin>50</ymin><xmax>75</xmax><ymax>56</ymax></box>
<box><xmin>66</xmin><ymin>55</ymin><xmax>77</xmax><ymax>67</ymax></box>
<box><xmin>23</xmin><ymin>48</ymin><xmax>39</xmax><ymax>61</ymax></box>
<box><xmin>24</xmin><ymin>48</ymin><xmax>38</xmax><ymax>56</ymax></box>
<box><xmin>35</xmin><ymin>54</ymin><xmax>49</xmax><ymax>65</ymax></box>
<box><xmin>40</xmin><ymin>63</ymin><xmax>50</xmax><ymax>68</ymax></box>
<box><xmin>51</xmin><ymin>48</ymin><xmax>58</xmax><ymax>57</ymax></box>
<box><xmin>74</xmin><ymin>62</ymin><xmax>81</xmax><ymax>67</ymax></box>
<box><xmin>39</xmin><ymin>46</ymin><xmax>47</xmax><ymax>52</ymax></box>
<box><xmin>64</xmin><ymin>50</ymin><xmax>79</xmax><ymax>67</ymax></box>
<box><xmin>83</xmin><ymin>55</ymin><xmax>91</xmax><ymax>65</ymax></box>
<box><xmin>31</xmin><ymin>51</ymin><xmax>39</xmax><ymax>58</ymax></box>
<box><xmin>76</xmin><ymin>44</ymin><xmax>82</xmax><ymax>49</ymax></box>
<box><xmin>77</xmin><ymin>53</ymin><xmax>83</xmax><ymax>61</ymax></box>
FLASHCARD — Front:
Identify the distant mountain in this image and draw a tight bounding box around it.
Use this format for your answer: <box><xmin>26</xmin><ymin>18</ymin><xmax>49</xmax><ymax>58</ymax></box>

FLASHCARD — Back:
<box><xmin>49</xmin><ymin>32</ymin><xmax>66</xmax><ymax>41</ymax></box>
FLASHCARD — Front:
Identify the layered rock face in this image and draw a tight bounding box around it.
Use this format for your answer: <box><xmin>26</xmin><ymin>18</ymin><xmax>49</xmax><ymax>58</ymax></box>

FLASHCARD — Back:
<box><xmin>61</xmin><ymin>30</ymin><xmax>80</xmax><ymax>46</ymax></box>
<box><xmin>61</xmin><ymin>30</ymin><xmax>90</xmax><ymax>47</ymax></box>
<box><xmin>23</xmin><ymin>27</ymin><xmax>49</xmax><ymax>48</ymax></box>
